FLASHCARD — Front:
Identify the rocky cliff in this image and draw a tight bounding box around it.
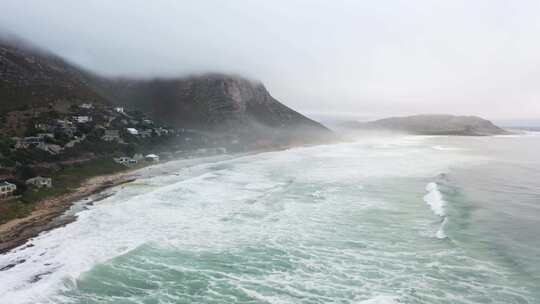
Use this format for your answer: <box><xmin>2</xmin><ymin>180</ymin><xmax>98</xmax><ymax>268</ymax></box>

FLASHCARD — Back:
<box><xmin>93</xmin><ymin>74</ymin><xmax>332</xmax><ymax>143</ymax></box>
<box><xmin>342</xmin><ymin>115</ymin><xmax>508</xmax><ymax>136</ymax></box>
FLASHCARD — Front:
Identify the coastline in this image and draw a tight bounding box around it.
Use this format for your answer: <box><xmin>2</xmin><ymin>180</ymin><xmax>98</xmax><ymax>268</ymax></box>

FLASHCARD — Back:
<box><xmin>0</xmin><ymin>141</ymin><xmax>336</xmax><ymax>256</ymax></box>
<box><xmin>0</xmin><ymin>171</ymin><xmax>137</xmax><ymax>255</ymax></box>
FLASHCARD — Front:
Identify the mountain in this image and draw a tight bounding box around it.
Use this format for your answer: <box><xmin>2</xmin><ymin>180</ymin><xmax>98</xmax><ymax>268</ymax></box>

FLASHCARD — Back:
<box><xmin>0</xmin><ymin>37</ymin><xmax>332</xmax><ymax>145</ymax></box>
<box><xmin>341</xmin><ymin>115</ymin><xmax>508</xmax><ymax>136</ymax></box>
<box><xmin>92</xmin><ymin>74</ymin><xmax>332</xmax><ymax>144</ymax></box>
<box><xmin>0</xmin><ymin>37</ymin><xmax>108</xmax><ymax>111</ymax></box>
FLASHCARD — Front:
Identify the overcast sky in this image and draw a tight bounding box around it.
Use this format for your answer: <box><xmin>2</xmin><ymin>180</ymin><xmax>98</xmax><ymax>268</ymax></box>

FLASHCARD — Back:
<box><xmin>1</xmin><ymin>0</ymin><xmax>540</xmax><ymax>120</ymax></box>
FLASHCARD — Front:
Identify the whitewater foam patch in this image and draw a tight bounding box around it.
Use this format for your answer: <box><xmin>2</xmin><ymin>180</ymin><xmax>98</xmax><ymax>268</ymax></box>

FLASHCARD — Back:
<box><xmin>423</xmin><ymin>182</ymin><xmax>449</xmax><ymax>239</ymax></box>
<box><xmin>357</xmin><ymin>295</ymin><xmax>399</xmax><ymax>304</ymax></box>
<box><xmin>424</xmin><ymin>182</ymin><xmax>446</xmax><ymax>217</ymax></box>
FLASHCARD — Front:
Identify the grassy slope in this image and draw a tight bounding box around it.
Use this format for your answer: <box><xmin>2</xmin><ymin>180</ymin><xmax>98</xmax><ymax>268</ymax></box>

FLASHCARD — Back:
<box><xmin>0</xmin><ymin>159</ymin><xmax>127</xmax><ymax>224</ymax></box>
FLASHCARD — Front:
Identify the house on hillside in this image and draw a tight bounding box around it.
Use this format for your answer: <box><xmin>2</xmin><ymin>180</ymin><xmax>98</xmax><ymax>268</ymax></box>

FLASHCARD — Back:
<box><xmin>114</xmin><ymin>156</ymin><xmax>138</xmax><ymax>166</ymax></box>
<box><xmin>22</xmin><ymin>136</ymin><xmax>44</xmax><ymax>146</ymax></box>
<box><xmin>26</xmin><ymin>176</ymin><xmax>52</xmax><ymax>188</ymax></box>
<box><xmin>126</xmin><ymin>128</ymin><xmax>139</xmax><ymax>136</ymax></box>
<box><xmin>80</xmin><ymin>103</ymin><xmax>94</xmax><ymax>109</ymax></box>
<box><xmin>0</xmin><ymin>181</ymin><xmax>17</xmax><ymax>201</ymax></box>
<box><xmin>114</xmin><ymin>107</ymin><xmax>125</xmax><ymax>114</ymax></box>
<box><xmin>73</xmin><ymin>116</ymin><xmax>92</xmax><ymax>123</ymax></box>
<box><xmin>102</xmin><ymin>130</ymin><xmax>120</xmax><ymax>142</ymax></box>
<box><xmin>114</xmin><ymin>156</ymin><xmax>131</xmax><ymax>166</ymax></box>
<box><xmin>145</xmin><ymin>154</ymin><xmax>160</xmax><ymax>162</ymax></box>
<box><xmin>19</xmin><ymin>136</ymin><xmax>46</xmax><ymax>149</ymax></box>
<box><xmin>37</xmin><ymin>133</ymin><xmax>55</xmax><ymax>139</ymax></box>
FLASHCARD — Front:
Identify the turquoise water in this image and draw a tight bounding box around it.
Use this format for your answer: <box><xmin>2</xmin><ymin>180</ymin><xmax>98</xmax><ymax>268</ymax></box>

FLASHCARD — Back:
<box><xmin>0</xmin><ymin>134</ymin><xmax>538</xmax><ymax>303</ymax></box>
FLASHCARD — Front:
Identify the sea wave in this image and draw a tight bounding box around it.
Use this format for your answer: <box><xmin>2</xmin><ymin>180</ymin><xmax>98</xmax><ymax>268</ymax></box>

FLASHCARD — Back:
<box><xmin>423</xmin><ymin>182</ymin><xmax>448</xmax><ymax>239</ymax></box>
<box><xmin>424</xmin><ymin>182</ymin><xmax>446</xmax><ymax>217</ymax></box>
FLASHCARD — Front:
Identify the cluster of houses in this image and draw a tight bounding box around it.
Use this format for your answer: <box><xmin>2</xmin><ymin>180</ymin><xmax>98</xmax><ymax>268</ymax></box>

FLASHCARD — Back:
<box><xmin>11</xmin><ymin>103</ymin><xmax>177</xmax><ymax>154</ymax></box>
<box><xmin>0</xmin><ymin>176</ymin><xmax>52</xmax><ymax>202</ymax></box>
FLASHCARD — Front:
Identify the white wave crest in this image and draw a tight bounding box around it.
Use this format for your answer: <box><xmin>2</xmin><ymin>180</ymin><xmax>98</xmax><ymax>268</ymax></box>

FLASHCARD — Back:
<box><xmin>424</xmin><ymin>182</ymin><xmax>446</xmax><ymax>217</ymax></box>
<box><xmin>424</xmin><ymin>182</ymin><xmax>449</xmax><ymax>239</ymax></box>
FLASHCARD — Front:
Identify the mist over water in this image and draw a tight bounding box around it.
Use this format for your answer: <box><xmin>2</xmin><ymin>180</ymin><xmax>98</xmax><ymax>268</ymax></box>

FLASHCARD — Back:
<box><xmin>0</xmin><ymin>134</ymin><xmax>539</xmax><ymax>304</ymax></box>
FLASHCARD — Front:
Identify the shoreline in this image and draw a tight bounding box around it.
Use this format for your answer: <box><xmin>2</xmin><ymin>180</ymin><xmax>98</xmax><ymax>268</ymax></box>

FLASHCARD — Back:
<box><xmin>0</xmin><ymin>171</ymin><xmax>137</xmax><ymax>255</ymax></box>
<box><xmin>0</xmin><ymin>142</ymin><xmax>337</xmax><ymax>256</ymax></box>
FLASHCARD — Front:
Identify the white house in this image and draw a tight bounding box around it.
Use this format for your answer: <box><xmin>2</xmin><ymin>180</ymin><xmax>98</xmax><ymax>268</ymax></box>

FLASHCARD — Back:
<box><xmin>145</xmin><ymin>154</ymin><xmax>160</xmax><ymax>162</ymax></box>
<box><xmin>73</xmin><ymin>116</ymin><xmax>92</xmax><ymax>123</ymax></box>
<box><xmin>114</xmin><ymin>107</ymin><xmax>125</xmax><ymax>114</ymax></box>
<box><xmin>126</xmin><ymin>128</ymin><xmax>139</xmax><ymax>136</ymax></box>
<box><xmin>80</xmin><ymin>103</ymin><xmax>94</xmax><ymax>109</ymax></box>
<box><xmin>0</xmin><ymin>181</ymin><xmax>17</xmax><ymax>201</ymax></box>
<box><xmin>26</xmin><ymin>176</ymin><xmax>53</xmax><ymax>188</ymax></box>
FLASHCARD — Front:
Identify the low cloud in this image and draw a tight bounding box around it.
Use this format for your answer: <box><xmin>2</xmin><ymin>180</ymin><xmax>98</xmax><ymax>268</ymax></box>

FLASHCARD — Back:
<box><xmin>1</xmin><ymin>0</ymin><xmax>540</xmax><ymax>119</ymax></box>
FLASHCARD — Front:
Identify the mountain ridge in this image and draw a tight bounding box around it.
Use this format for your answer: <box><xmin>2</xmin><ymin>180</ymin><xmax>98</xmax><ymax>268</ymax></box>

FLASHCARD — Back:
<box><xmin>0</xmin><ymin>37</ymin><xmax>332</xmax><ymax>145</ymax></box>
<box><xmin>341</xmin><ymin>114</ymin><xmax>508</xmax><ymax>136</ymax></box>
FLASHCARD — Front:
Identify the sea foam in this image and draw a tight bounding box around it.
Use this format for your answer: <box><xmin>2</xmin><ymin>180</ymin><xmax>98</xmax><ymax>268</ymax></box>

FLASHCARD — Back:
<box><xmin>357</xmin><ymin>295</ymin><xmax>399</xmax><ymax>304</ymax></box>
<box><xmin>424</xmin><ymin>182</ymin><xmax>446</xmax><ymax>217</ymax></box>
<box><xmin>424</xmin><ymin>182</ymin><xmax>449</xmax><ymax>239</ymax></box>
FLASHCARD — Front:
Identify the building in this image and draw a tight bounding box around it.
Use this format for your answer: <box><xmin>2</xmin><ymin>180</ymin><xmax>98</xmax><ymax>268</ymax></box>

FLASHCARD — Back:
<box><xmin>0</xmin><ymin>181</ymin><xmax>17</xmax><ymax>201</ymax></box>
<box><xmin>26</xmin><ymin>176</ymin><xmax>53</xmax><ymax>188</ymax></box>
<box><xmin>114</xmin><ymin>156</ymin><xmax>138</xmax><ymax>166</ymax></box>
<box><xmin>20</xmin><ymin>136</ymin><xmax>46</xmax><ymax>149</ymax></box>
<box><xmin>145</xmin><ymin>154</ymin><xmax>160</xmax><ymax>162</ymax></box>
<box><xmin>37</xmin><ymin>133</ymin><xmax>55</xmax><ymax>139</ymax></box>
<box><xmin>102</xmin><ymin>130</ymin><xmax>120</xmax><ymax>142</ymax></box>
<box><xmin>80</xmin><ymin>103</ymin><xmax>94</xmax><ymax>109</ymax></box>
<box><xmin>114</xmin><ymin>107</ymin><xmax>125</xmax><ymax>114</ymax></box>
<box><xmin>126</xmin><ymin>128</ymin><xmax>139</xmax><ymax>136</ymax></box>
<box><xmin>114</xmin><ymin>156</ymin><xmax>131</xmax><ymax>165</ymax></box>
<box><xmin>73</xmin><ymin>116</ymin><xmax>92</xmax><ymax>123</ymax></box>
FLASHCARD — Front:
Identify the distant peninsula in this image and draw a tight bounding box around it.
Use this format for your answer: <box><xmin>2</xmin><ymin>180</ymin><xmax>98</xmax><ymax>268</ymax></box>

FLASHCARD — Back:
<box><xmin>341</xmin><ymin>114</ymin><xmax>509</xmax><ymax>136</ymax></box>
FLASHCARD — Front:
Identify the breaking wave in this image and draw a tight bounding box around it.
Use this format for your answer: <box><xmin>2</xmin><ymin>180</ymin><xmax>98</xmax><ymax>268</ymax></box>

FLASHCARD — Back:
<box><xmin>0</xmin><ymin>136</ymin><xmax>536</xmax><ymax>303</ymax></box>
<box><xmin>423</xmin><ymin>182</ymin><xmax>448</xmax><ymax>239</ymax></box>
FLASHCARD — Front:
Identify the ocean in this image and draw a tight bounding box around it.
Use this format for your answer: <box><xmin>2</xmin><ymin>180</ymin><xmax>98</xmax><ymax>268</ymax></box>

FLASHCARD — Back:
<box><xmin>0</xmin><ymin>133</ymin><xmax>539</xmax><ymax>304</ymax></box>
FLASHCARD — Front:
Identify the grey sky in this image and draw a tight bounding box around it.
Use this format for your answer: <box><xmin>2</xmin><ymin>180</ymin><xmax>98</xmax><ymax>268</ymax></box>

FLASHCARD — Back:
<box><xmin>1</xmin><ymin>0</ymin><xmax>540</xmax><ymax>120</ymax></box>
